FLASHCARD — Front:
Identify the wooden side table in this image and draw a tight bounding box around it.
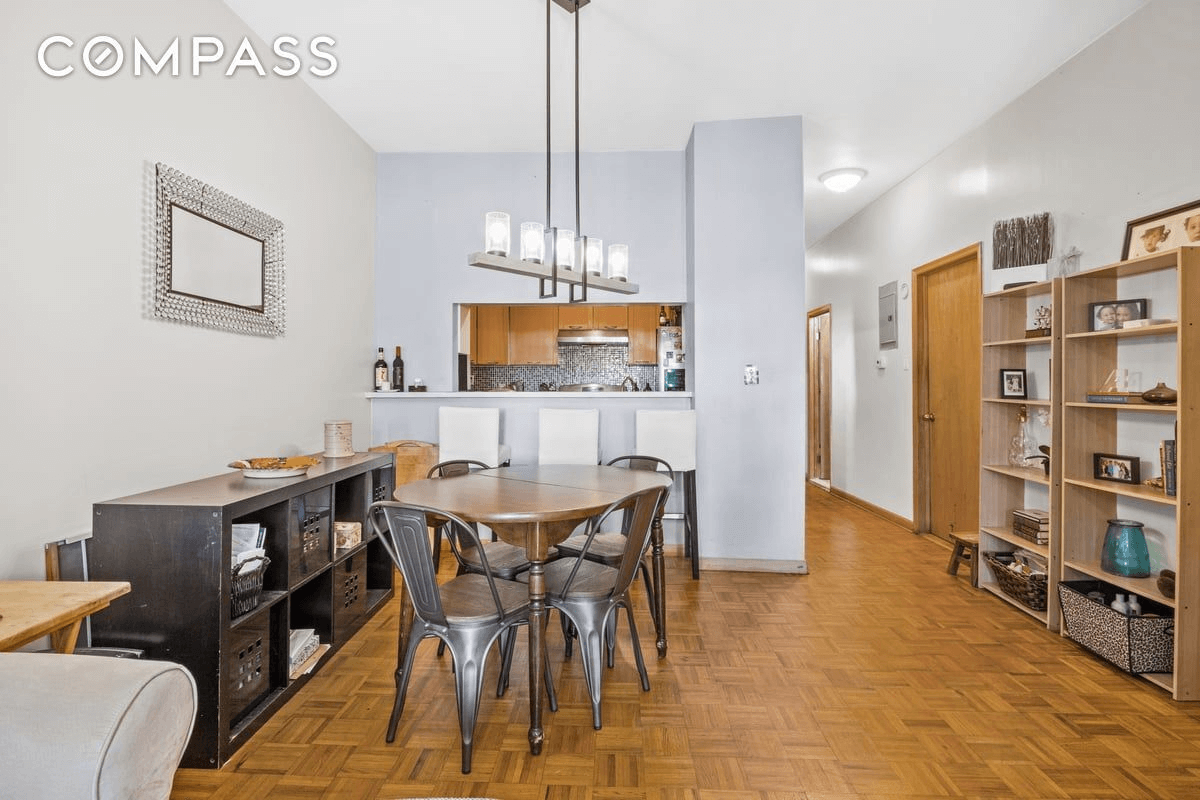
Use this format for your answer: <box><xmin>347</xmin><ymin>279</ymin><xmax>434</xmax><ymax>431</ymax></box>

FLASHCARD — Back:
<box><xmin>0</xmin><ymin>580</ymin><xmax>130</xmax><ymax>653</ymax></box>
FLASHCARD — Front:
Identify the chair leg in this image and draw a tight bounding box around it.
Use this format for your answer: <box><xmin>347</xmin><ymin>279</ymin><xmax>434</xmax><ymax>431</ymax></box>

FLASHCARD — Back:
<box><xmin>621</xmin><ymin>601</ymin><xmax>651</xmax><ymax>692</ymax></box>
<box><xmin>446</xmin><ymin>632</ymin><xmax>497</xmax><ymax>775</ymax></box>
<box><xmin>685</xmin><ymin>470</ymin><xmax>699</xmax><ymax>580</ymax></box>
<box><xmin>386</xmin><ymin>627</ymin><xmax>426</xmax><ymax>743</ymax></box>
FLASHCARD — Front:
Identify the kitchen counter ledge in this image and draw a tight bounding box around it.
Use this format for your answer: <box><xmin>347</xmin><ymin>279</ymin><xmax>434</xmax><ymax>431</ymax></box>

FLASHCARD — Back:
<box><xmin>366</xmin><ymin>391</ymin><xmax>692</xmax><ymax>399</ymax></box>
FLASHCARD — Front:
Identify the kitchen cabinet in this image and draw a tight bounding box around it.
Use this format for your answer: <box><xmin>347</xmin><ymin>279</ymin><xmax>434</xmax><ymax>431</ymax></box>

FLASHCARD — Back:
<box><xmin>558</xmin><ymin>305</ymin><xmax>592</xmax><ymax>330</ymax></box>
<box><xmin>628</xmin><ymin>304</ymin><xmax>659</xmax><ymax>365</ymax></box>
<box><xmin>89</xmin><ymin>452</ymin><xmax>395</xmax><ymax>767</ymax></box>
<box><xmin>509</xmin><ymin>305</ymin><xmax>559</xmax><ymax>365</ymax></box>
<box><xmin>593</xmin><ymin>305</ymin><xmax>628</xmax><ymax>329</ymax></box>
<box><xmin>473</xmin><ymin>305</ymin><xmax>510</xmax><ymax>365</ymax></box>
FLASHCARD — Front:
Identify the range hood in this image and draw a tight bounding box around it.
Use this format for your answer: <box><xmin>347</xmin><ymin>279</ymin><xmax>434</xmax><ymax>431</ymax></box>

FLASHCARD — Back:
<box><xmin>557</xmin><ymin>328</ymin><xmax>629</xmax><ymax>345</ymax></box>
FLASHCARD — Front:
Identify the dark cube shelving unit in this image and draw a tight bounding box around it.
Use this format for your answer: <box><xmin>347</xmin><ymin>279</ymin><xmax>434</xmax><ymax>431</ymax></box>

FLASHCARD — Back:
<box><xmin>89</xmin><ymin>451</ymin><xmax>395</xmax><ymax>768</ymax></box>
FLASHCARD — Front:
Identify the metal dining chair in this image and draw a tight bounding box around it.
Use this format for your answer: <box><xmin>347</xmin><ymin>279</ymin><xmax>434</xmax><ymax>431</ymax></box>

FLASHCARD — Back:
<box><xmin>531</xmin><ymin>483</ymin><xmax>666</xmax><ymax>729</ymax></box>
<box><xmin>426</xmin><ymin>459</ymin><xmax>531</xmax><ymax>580</ymax></box>
<box><xmin>552</xmin><ymin>455</ymin><xmax>673</xmax><ymax>662</ymax></box>
<box><xmin>369</xmin><ymin>501</ymin><xmax>556</xmax><ymax>774</ymax></box>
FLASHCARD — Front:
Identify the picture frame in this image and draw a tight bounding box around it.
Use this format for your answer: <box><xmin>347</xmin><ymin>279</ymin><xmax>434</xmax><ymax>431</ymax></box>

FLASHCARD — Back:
<box><xmin>1093</xmin><ymin>452</ymin><xmax>1140</xmax><ymax>485</ymax></box>
<box><xmin>1000</xmin><ymin>368</ymin><xmax>1027</xmax><ymax>399</ymax></box>
<box><xmin>1122</xmin><ymin>198</ymin><xmax>1200</xmax><ymax>259</ymax></box>
<box><xmin>1088</xmin><ymin>298</ymin><xmax>1147</xmax><ymax>331</ymax></box>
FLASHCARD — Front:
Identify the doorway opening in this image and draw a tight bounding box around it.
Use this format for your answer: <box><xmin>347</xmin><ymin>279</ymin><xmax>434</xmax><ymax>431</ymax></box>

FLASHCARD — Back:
<box><xmin>807</xmin><ymin>305</ymin><xmax>832</xmax><ymax>489</ymax></box>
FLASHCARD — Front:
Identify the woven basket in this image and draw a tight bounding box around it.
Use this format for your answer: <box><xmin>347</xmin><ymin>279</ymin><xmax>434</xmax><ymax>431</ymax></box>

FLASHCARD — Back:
<box><xmin>984</xmin><ymin>552</ymin><xmax>1048</xmax><ymax>611</ymax></box>
<box><xmin>231</xmin><ymin>555</ymin><xmax>270</xmax><ymax>617</ymax></box>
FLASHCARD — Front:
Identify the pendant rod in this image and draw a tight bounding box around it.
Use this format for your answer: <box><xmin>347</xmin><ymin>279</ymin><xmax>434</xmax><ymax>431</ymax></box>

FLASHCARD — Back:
<box><xmin>545</xmin><ymin>0</ymin><xmax>551</xmax><ymax>231</ymax></box>
<box><xmin>574</xmin><ymin>0</ymin><xmax>581</xmax><ymax>235</ymax></box>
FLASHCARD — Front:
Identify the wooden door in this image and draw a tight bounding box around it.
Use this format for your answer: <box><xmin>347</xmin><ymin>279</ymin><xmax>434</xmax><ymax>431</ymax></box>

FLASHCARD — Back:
<box><xmin>628</xmin><ymin>304</ymin><xmax>658</xmax><ymax>364</ymax></box>
<box><xmin>509</xmin><ymin>305</ymin><xmax>558</xmax><ymax>365</ymax></box>
<box><xmin>559</xmin><ymin>305</ymin><xmax>592</xmax><ymax>330</ymax></box>
<box><xmin>806</xmin><ymin>305</ymin><xmax>832</xmax><ymax>484</ymax></box>
<box><xmin>473</xmin><ymin>305</ymin><xmax>509</xmax><ymax>365</ymax></box>
<box><xmin>913</xmin><ymin>245</ymin><xmax>981</xmax><ymax>539</ymax></box>
<box><xmin>593</xmin><ymin>305</ymin><xmax>628</xmax><ymax>329</ymax></box>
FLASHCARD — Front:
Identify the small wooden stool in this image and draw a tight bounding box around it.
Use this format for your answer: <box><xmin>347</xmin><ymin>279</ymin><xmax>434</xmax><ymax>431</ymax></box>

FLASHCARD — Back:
<box><xmin>947</xmin><ymin>531</ymin><xmax>979</xmax><ymax>587</ymax></box>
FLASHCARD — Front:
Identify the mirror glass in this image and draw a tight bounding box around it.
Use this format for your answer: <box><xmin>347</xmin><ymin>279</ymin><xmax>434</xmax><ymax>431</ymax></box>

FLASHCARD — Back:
<box><xmin>154</xmin><ymin>163</ymin><xmax>285</xmax><ymax>336</ymax></box>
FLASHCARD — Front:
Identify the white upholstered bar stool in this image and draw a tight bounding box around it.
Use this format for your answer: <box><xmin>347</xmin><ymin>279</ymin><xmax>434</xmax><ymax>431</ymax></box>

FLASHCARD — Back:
<box><xmin>636</xmin><ymin>409</ymin><xmax>699</xmax><ymax>579</ymax></box>
<box><xmin>537</xmin><ymin>408</ymin><xmax>600</xmax><ymax>465</ymax></box>
<box><xmin>437</xmin><ymin>407</ymin><xmax>510</xmax><ymax>467</ymax></box>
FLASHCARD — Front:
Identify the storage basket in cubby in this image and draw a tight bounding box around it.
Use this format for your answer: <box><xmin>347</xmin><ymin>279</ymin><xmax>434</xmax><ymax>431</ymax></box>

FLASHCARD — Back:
<box><xmin>1058</xmin><ymin>580</ymin><xmax>1174</xmax><ymax>674</ymax></box>
<box><xmin>983</xmin><ymin>552</ymin><xmax>1048</xmax><ymax>611</ymax></box>
<box><xmin>231</xmin><ymin>555</ymin><xmax>270</xmax><ymax>617</ymax></box>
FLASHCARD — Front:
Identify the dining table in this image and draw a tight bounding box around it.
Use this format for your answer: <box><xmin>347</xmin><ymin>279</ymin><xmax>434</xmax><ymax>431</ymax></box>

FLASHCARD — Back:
<box><xmin>390</xmin><ymin>463</ymin><xmax>671</xmax><ymax>755</ymax></box>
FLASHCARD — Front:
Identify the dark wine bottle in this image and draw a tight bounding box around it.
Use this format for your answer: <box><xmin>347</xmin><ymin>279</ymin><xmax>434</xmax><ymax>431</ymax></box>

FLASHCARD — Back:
<box><xmin>374</xmin><ymin>347</ymin><xmax>389</xmax><ymax>391</ymax></box>
<box><xmin>392</xmin><ymin>346</ymin><xmax>405</xmax><ymax>392</ymax></box>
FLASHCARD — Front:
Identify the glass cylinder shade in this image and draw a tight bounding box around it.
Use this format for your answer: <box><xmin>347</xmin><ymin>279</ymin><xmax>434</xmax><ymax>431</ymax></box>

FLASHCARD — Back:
<box><xmin>484</xmin><ymin>211</ymin><xmax>510</xmax><ymax>256</ymax></box>
<box><xmin>583</xmin><ymin>237</ymin><xmax>603</xmax><ymax>276</ymax></box>
<box><xmin>555</xmin><ymin>229</ymin><xmax>575</xmax><ymax>270</ymax></box>
<box><xmin>607</xmin><ymin>243</ymin><xmax>629</xmax><ymax>282</ymax></box>
<box><xmin>519</xmin><ymin>222</ymin><xmax>544</xmax><ymax>263</ymax></box>
<box><xmin>1100</xmin><ymin>519</ymin><xmax>1151</xmax><ymax>578</ymax></box>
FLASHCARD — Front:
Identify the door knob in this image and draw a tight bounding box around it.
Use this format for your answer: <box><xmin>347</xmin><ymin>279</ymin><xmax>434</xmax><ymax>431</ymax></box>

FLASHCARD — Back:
<box><xmin>922</xmin><ymin>413</ymin><xmax>936</xmax><ymax>421</ymax></box>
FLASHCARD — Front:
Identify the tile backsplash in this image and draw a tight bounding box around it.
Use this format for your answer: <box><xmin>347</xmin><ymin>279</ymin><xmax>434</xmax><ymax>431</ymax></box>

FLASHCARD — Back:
<box><xmin>472</xmin><ymin>344</ymin><xmax>658</xmax><ymax>390</ymax></box>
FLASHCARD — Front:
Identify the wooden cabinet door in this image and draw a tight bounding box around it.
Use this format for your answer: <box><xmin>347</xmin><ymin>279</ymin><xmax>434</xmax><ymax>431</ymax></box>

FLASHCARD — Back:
<box><xmin>628</xmin><ymin>304</ymin><xmax>659</xmax><ymax>364</ymax></box>
<box><xmin>509</xmin><ymin>305</ymin><xmax>558</xmax><ymax>365</ymax></box>
<box><xmin>473</xmin><ymin>305</ymin><xmax>509</xmax><ymax>365</ymax></box>
<box><xmin>593</xmin><ymin>305</ymin><xmax>628</xmax><ymax>330</ymax></box>
<box><xmin>558</xmin><ymin>305</ymin><xmax>592</xmax><ymax>330</ymax></box>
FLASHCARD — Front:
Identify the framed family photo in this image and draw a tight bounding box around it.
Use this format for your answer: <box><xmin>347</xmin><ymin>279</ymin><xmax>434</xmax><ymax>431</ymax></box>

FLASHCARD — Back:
<box><xmin>1122</xmin><ymin>198</ymin><xmax>1200</xmax><ymax>259</ymax></box>
<box><xmin>1000</xmin><ymin>368</ymin><xmax>1027</xmax><ymax>399</ymax></box>
<box><xmin>1088</xmin><ymin>298</ymin><xmax>1147</xmax><ymax>331</ymax></box>
<box><xmin>1093</xmin><ymin>452</ymin><xmax>1140</xmax><ymax>485</ymax></box>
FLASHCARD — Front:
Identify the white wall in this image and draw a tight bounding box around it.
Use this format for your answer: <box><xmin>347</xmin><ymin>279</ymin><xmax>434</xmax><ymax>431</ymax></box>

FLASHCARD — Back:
<box><xmin>0</xmin><ymin>0</ymin><xmax>376</xmax><ymax>579</ymax></box>
<box><xmin>806</xmin><ymin>0</ymin><xmax>1200</xmax><ymax>520</ymax></box>
<box><xmin>688</xmin><ymin>117</ymin><xmax>807</xmax><ymax>567</ymax></box>
<box><xmin>375</xmin><ymin>151</ymin><xmax>688</xmax><ymax>392</ymax></box>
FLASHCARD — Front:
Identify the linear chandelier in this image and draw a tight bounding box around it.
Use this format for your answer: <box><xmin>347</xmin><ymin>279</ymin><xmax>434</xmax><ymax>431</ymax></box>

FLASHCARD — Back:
<box><xmin>467</xmin><ymin>0</ymin><xmax>635</xmax><ymax>302</ymax></box>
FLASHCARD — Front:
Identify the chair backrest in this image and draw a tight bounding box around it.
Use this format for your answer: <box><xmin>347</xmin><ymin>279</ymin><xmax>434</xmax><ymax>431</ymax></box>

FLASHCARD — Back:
<box><xmin>369</xmin><ymin>501</ymin><xmax>506</xmax><ymax>626</ymax></box>
<box><xmin>438</xmin><ymin>407</ymin><xmax>501</xmax><ymax>466</ymax></box>
<box><xmin>557</xmin><ymin>485</ymin><xmax>666</xmax><ymax>598</ymax></box>
<box><xmin>606</xmin><ymin>455</ymin><xmax>674</xmax><ymax>531</ymax></box>
<box><xmin>635</xmin><ymin>409</ymin><xmax>696</xmax><ymax>471</ymax></box>
<box><xmin>538</xmin><ymin>408</ymin><xmax>600</xmax><ymax>465</ymax></box>
<box><xmin>427</xmin><ymin>459</ymin><xmax>492</xmax><ymax>478</ymax></box>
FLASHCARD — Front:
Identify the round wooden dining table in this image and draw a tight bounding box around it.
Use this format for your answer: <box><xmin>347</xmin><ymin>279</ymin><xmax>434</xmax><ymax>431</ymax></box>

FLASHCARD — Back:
<box><xmin>391</xmin><ymin>464</ymin><xmax>671</xmax><ymax>755</ymax></box>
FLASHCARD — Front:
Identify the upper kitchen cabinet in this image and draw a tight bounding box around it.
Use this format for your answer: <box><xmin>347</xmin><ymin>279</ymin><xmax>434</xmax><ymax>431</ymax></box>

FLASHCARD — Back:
<box><xmin>593</xmin><ymin>305</ymin><xmax>628</xmax><ymax>330</ymax></box>
<box><xmin>472</xmin><ymin>304</ymin><xmax>509</xmax><ymax>365</ymax></box>
<box><xmin>558</xmin><ymin>305</ymin><xmax>592</xmax><ymax>330</ymax></box>
<box><xmin>628</xmin><ymin>304</ymin><xmax>659</xmax><ymax>365</ymax></box>
<box><xmin>509</xmin><ymin>305</ymin><xmax>558</xmax><ymax>365</ymax></box>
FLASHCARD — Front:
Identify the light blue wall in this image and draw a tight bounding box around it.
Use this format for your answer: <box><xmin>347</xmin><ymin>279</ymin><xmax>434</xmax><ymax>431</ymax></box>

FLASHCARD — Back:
<box><xmin>375</xmin><ymin>151</ymin><xmax>687</xmax><ymax>392</ymax></box>
<box><xmin>687</xmin><ymin>117</ymin><xmax>807</xmax><ymax>566</ymax></box>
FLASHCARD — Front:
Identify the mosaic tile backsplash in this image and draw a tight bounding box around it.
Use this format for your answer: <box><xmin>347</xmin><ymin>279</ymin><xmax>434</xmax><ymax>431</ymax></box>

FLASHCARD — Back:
<box><xmin>472</xmin><ymin>344</ymin><xmax>659</xmax><ymax>391</ymax></box>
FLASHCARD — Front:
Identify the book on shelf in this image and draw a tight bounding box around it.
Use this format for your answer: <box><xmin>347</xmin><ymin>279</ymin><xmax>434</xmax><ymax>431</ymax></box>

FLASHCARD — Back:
<box><xmin>1163</xmin><ymin>439</ymin><xmax>1177</xmax><ymax>498</ymax></box>
<box><xmin>1086</xmin><ymin>392</ymin><xmax>1147</xmax><ymax>404</ymax></box>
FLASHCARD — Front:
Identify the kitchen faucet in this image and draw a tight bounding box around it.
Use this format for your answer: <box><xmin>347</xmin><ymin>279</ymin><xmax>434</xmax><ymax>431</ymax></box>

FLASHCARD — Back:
<box><xmin>621</xmin><ymin>376</ymin><xmax>638</xmax><ymax>392</ymax></box>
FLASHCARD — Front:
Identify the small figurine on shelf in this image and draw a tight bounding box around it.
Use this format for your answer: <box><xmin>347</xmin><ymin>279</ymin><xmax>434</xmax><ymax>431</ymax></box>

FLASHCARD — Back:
<box><xmin>1025</xmin><ymin>304</ymin><xmax>1052</xmax><ymax>338</ymax></box>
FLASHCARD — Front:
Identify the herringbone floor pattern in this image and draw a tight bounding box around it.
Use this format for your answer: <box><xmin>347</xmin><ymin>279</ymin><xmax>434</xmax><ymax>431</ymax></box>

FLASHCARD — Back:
<box><xmin>170</xmin><ymin>487</ymin><xmax>1200</xmax><ymax>799</ymax></box>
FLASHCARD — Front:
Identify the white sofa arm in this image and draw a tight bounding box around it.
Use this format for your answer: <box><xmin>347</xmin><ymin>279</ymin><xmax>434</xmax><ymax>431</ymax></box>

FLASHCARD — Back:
<box><xmin>0</xmin><ymin>652</ymin><xmax>197</xmax><ymax>800</ymax></box>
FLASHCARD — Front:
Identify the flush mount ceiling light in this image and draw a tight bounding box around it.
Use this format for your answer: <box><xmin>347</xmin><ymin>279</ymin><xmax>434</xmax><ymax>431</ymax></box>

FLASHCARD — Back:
<box><xmin>468</xmin><ymin>0</ymin><xmax>635</xmax><ymax>302</ymax></box>
<box><xmin>819</xmin><ymin>167</ymin><xmax>867</xmax><ymax>193</ymax></box>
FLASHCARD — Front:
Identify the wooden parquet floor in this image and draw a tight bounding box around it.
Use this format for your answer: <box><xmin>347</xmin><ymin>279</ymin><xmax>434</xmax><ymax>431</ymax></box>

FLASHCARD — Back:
<box><xmin>170</xmin><ymin>486</ymin><xmax>1200</xmax><ymax>800</ymax></box>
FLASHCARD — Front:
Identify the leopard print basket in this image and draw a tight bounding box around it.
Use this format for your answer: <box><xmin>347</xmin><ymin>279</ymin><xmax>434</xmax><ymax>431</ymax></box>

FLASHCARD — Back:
<box><xmin>1058</xmin><ymin>580</ymin><xmax>1174</xmax><ymax>674</ymax></box>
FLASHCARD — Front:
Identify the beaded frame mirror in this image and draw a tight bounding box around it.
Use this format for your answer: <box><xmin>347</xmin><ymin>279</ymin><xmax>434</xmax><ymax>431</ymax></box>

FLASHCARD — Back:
<box><xmin>154</xmin><ymin>163</ymin><xmax>286</xmax><ymax>336</ymax></box>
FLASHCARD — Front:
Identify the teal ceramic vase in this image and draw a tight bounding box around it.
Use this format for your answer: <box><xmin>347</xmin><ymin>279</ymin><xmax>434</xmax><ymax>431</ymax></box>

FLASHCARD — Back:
<box><xmin>1100</xmin><ymin>519</ymin><xmax>1151</xmax><ymax>578</ymax></box>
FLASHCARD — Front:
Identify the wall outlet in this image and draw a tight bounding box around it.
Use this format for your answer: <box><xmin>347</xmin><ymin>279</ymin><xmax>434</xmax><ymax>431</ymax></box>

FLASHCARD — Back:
<box><xmin>744</xmin><ymin>364</ymin><xmax>759</xmax><ymax>385</ymax></box>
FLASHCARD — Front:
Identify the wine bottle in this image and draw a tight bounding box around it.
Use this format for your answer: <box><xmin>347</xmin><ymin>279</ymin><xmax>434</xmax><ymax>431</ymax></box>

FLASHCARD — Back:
<box><xmin>374</xmin><ymin>347</ymin><xmax>389</xmax><ymax>391</ymax></box>
<box><xmin>392</xmin><ymin>346</ymin><xmax>405</xmax><ymax>393</ymax></box>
